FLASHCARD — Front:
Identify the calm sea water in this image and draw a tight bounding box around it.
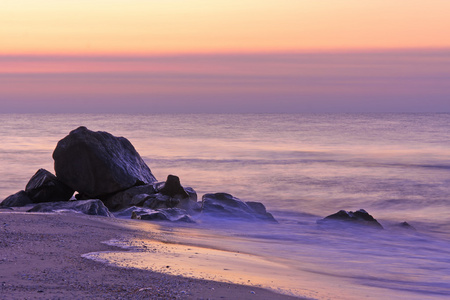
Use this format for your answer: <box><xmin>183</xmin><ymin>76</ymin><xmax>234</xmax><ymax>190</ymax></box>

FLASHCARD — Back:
<box><xmin>1</xmin><ymin>113</ymin><xmax>450</xmax><ymax>299</ymax></box>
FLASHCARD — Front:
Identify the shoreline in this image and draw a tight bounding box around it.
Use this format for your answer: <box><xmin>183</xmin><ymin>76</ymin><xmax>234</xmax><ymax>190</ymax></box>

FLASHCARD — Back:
<box><xmin>0</xmin><ymin>212</ymin><xmax>304</xmax><ymax>300</ymax></box>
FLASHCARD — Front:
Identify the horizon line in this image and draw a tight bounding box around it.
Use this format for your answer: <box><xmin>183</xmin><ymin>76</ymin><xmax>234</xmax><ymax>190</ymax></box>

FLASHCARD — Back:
<box><xmin>2</xmin><ymin>112</ymin><xmax>450</xmax><ymax>115</ymax></box>
<box><xmin>1</xmin><ymin>47</ymin><xmax>449</xmax><ymax>59</ymax></box>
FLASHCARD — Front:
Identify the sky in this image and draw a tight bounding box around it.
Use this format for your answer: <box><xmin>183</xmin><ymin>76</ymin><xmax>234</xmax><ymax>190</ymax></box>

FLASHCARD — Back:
<box><xmin>1</xmin><ymin>0</ymin><xmax>449</xmax><ymax>113</ymax></box>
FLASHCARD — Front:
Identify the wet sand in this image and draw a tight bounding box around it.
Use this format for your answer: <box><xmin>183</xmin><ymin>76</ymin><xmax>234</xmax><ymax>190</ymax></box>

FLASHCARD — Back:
<box><xmin>0</xmin><ymin>212</ymin><xmax>304</xmax><ymax>299</ymax></box>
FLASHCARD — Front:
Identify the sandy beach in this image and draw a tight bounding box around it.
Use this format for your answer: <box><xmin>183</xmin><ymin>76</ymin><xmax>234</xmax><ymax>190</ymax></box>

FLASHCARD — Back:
<box><xmin>0</xmin><ymin>211</ymin><xmax>303</xmax><ymax>300</ymax></box>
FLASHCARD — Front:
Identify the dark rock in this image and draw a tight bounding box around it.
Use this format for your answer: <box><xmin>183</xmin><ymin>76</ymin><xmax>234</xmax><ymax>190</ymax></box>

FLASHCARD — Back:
<box><xmin>395</xmin><ymin>221</ymin><xmax>416</xmax><ymax>231</ymax></box>
<box><xmin>103</xmin><ymin>184</ymin><xmax>156</xmax><ymax>211</ymax></box>
<box><xmin>103</xmin><ymin>176</ymin><xmax>200</xmax><ymax>212</ymax></box>
<box><xmin>25</xmin><ymin>169</ymin><xmax>74</xmax><ymax>203</ymax></box>
<box><xmin>131</xmin><ymin>207</ymin><xmax>195</xmax><ymax>223</ymax></box>
<box><xmin>139</xmin><ymin>175</ymin><xmax>200</xmax><ymax>213</ymax></box>
<box><xmin>158</xmin><ymin>175</ymin><xmax>189</xmax><ymax>198</ymax></box>
<box><xmin>142</xmin><ymin>194</ymin><xmax>179</xmax><ymax>209</ymax></box>
<box><xmin>201</xmin><ymin>193</ymin><xmax>277</xmax><ymax>222</ymax></box>
<box><xmin>0</xmin><ymin>190</ymin><xmax>33</xmax><ymax>208</ymax></box>
<box><xmin>53</xmin><ymin>126</ymin><xmax>156</xmax><ymax>199</ymax></box>
<box><xmin>156</xmin><ymin>175</ymin><xmax>199</xmax><ymax>211</ymax></box>
<box><xmin>136</xmin><ymin>211</ymin><xmax>170</xmax><ymax>221</ymax></box>
<box><xmin>246</xmin><ymin>201</ymin><xmax>267</xmax><ymax>215</ymax></box>
<box><xmin>115</xmin><ymin>206</ymin><xmax>150</xmax><ymax>218</ymax></box>
<box><xmin>184</xmin><ymin>187</ymin><xmax>198</xmax><ymax>202</ymax></box>
<box><xmin>27</xmin><ymin>199</ymin><xmax>113</xmax><ymax>217</ymax></box>
<box><xmin>74</xmin><ymin>193</ymin><xmax>91</xmax><ymax>200</ymax></box>
<box><xmin>318</xmin><ymin>209</ymin><xmax>383</xmax><ymax>229</ymax></box>
<box><xmin>142</xmin><ymin>192</ymin><xmax>201</xmax><ymax>212</ymax></box>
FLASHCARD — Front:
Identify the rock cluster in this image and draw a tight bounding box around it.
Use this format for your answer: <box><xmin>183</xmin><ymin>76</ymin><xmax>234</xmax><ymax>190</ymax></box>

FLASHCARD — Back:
<box><xmin>1</xmin><ymin>169</ymin><xmax>74</xmax><ymax>208</ymax></box>
<box><xmin>1</xmin><ymin>127</ymin><xmax>276</xmax><ymax>224</ymax></box>
<box><xmin>315</xmin><ymin>209</ymin><xmax>418</xmax><ymax>231</ymax></box>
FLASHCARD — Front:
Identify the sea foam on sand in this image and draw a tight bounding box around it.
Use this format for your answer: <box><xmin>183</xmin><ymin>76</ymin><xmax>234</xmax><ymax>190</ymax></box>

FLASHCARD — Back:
<box><xmin>81</xmin><ymin>219</ymin><xmax>400</xmax><ymax>300</ymax></box>
<box><xmin>0</xmin><ymin>212</ymin><xmax>301</xmax><ymax>300</ymax></box>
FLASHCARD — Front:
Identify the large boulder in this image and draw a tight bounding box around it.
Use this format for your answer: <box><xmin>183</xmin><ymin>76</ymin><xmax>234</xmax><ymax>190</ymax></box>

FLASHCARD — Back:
<box><xmin>318</xmin><ymin>209</ymin><xmax>383</xmax><ymax>229</ymax></box>
<box><xmin>201</xmin><ymin>193</ymin><xmax>277</xmax><ymax>222</ymax></box>
<box><xmin>0</xmin><ymin>190</ymin><xmax>33</xmax><ymax>208</ymax></box>
<box><xmin>53</xmin><ymin>126</ymin><xmax>156</xmax><ymax>198</ymax></box>
<box><xmin>25</xmin><ymin>169</ymin><xmax>74</xmax><ymax>203</ymax></box>
<box><xmin>27</xmin><ymin>200</ymin><xmax>113</xmax><ymax>217</ymax></box>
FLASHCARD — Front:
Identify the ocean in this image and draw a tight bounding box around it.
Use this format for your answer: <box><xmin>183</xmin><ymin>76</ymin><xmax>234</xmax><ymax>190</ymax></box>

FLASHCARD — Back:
<box><xmin>1</xmin><ymin>113</ymin><xmax>450</xmax><ymax>299</ymax></box>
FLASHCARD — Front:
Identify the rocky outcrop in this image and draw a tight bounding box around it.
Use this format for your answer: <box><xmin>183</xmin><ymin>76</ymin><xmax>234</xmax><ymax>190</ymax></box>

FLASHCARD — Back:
<box><xmin>103</xmin><ymin>174</ymin><xmax>200</xmax><ymax>212</ymax></box>
<box><xmin>141</xmin><ymin>175</ymin><xmax>200</xmax><ymax>212</ymax></box>
<box><xmin>27</xmin><ymin>200</ymin><xmax>113</xmax><ymax>217</ymax></box>
<box><xmin>53</xmin><ymin>126</ymin><xmax>156</xmax><ymax>199</ymax></box>
<box><xmin>25</xmin><ymin>169</ymin><xmax>74</xmax><ymax>203</ymax></box>
<box><xmin>0</xmin><ymin>190</ymin><xmax>33</xmax><ymax>208</ymax></box>
<box><xmin>201</xmin><ymin>193</ymin><xmax>277</xmax><ymax>222</ymax></box>
<box><xmin>5</xmin><ymin>128</ymin><xmax>279</xmax><ymax>225</ymax></box>
<box><xmin>318</xmin><ymin>209</ymin><xmax>383</xmax><ymax>229</ymax></box>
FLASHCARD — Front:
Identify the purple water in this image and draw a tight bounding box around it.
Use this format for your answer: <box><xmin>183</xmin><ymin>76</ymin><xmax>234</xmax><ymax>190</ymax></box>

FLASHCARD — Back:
<box><xmin>1</xmin><ymin>113</ymin><xmax>449</xmax><ymax>299</ymax></box>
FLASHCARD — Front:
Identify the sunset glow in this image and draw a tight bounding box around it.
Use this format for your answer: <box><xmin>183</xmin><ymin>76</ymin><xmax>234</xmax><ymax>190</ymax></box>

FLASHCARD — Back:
<box><xmin>2</xmin><ymin>0</ymin><xmax>450</xmax><ymax>55</ymax></box>
<box><xmin>1</xmin><ymin>1</ymin><xmax>449</xmax><ymax>113</ymax></box>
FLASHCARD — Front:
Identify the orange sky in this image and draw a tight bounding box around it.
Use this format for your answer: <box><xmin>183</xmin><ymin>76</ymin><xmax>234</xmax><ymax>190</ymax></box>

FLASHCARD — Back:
<box><xmin>2</xmin><ymin>0</ymin><xmax>450</xmax><ymax>55</ymax></box>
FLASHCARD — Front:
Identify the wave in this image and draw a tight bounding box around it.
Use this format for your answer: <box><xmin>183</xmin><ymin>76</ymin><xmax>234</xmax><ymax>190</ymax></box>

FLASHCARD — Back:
<box><xmin>144</xmin><ymin>156</ymin><xmax>450</xmax><ymax>170</ymax></box>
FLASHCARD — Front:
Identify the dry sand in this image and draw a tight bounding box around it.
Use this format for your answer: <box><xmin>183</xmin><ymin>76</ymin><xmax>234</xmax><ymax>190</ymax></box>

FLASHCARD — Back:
<box><xmin>0</xmin><ymin>211</ymin><xmax>304</xmax><ymax>300</ymax></box>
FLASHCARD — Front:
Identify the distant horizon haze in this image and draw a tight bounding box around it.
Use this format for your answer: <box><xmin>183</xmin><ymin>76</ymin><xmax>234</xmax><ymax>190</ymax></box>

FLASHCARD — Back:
<box><xmin>1</xmin><ymin>49</ymin><xmax>449</xmax><ymax>114</ymax></box>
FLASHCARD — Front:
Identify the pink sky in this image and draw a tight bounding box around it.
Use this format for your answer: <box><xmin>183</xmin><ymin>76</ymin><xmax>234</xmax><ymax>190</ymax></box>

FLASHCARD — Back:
<box><xmin>1</xmin><ymin>50</ymin><xmax>449</xmax><ymax>113</ymax></box>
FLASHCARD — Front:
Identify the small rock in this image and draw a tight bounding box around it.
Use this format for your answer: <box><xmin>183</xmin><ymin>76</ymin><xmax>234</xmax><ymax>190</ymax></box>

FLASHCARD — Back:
<box><xmin>318</xmin><ymin>209</ymin><xmax>383</xmax><ymax>229</ymax></box>
<box><xmin>396</xmin><ymin>221</ymin><xmax>416</xmax><ymax>231</ymax></box>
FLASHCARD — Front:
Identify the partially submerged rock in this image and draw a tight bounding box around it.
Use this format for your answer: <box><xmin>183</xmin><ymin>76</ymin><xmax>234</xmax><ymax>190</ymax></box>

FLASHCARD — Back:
<box><xmin>395</xmin><ymin>221</ymin><xmax>416</xmax><ymax>231</ymax></box>
<box><xmin>143</xmin><ymin>175</ymin><xmax>200</xmax><ymax>212</ymax></box>
<box><xmin>0</xmin><ymin>190</ymin><xmax>33</xmax><ymax>208</ymax></box>
<box><xmin>142</xmin><ymin>193</ymin><xmax>179</xmax><ymax>209</ymax></box>
<box><xmin>27</xmin><ymin>200</ymin><xmax>113</xmax><ymax>217</ymax></box>
<box><xmin>318</xmin><ymin>209</ymin><xmax>383</xmax><ymax>229</ymax></box>
<box><xmin>53</xmin><ymin>126</ymin><xmax>156</xmax><ymax>199</ymax></box>
<box><xmin>130</xmin><ymin>207</ymin><xmax>195</xmax><ymax>223</ymax></box>
<box><xmin>25</xmin><ymin>169</ymin><xmax>74</xmax><ymax>203</ymax></box>
<box><xmin>201</xmin><ymin>193</ymin><xmax>277</xmax><ymax>222</ymax></box>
